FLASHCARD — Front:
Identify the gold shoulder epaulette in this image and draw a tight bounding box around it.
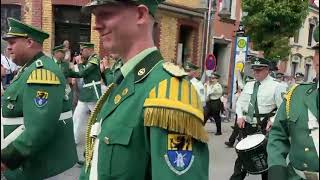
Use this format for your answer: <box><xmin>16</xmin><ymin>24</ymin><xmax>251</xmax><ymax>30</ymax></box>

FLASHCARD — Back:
<box><xmin>27</xmin><ymin>69</ymin><xmax>60</xmax><ymax>85</ymax></box>
<box><xmin>285</xmin><ymin>84</ymin><xmax>299</xmax><ymax>119</ymax></box>
<box><xmin>89</xmin><ymin>56</ymin><xmax>99</xmax><ymax>65</ymax></box>
<box><xmin>143</xmin><ymin>77</ymin><xmax>208</xmax><ymax>143</ymax></box>
<box><xmin>163</xmin><ymin>62</ymin><xmax>188</xmax><ymax>78</ymax></box>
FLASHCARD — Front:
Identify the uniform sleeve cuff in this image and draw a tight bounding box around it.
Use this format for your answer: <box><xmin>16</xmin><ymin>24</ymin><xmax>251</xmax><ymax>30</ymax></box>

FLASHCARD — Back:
<box><xmin>268</xmin><ymin>165</ymin><xmax>288</xmax><ymax>180</ymax></box>
<box><xmin>1</xmin><ymin>144</ymin><xmax>26</xmax><ymax>170</ymax></box>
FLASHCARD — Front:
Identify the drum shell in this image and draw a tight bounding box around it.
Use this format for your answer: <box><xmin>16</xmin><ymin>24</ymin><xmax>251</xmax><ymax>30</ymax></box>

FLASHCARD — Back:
<box><xmin>236</xmin><ymin>138</ymin><xmax>268</xmax><ymax>174</ymax></box>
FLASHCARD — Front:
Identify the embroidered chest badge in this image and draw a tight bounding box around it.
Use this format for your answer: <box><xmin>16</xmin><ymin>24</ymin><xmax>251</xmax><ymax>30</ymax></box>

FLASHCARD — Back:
<box><xmin>165</xmin><ymin>134</ymin><xmax>194</xmax><ymax>175</ymax></box>
<box><xmin>34</xmin><ymin>91</ymin><xmax>48</xmax><ymax>107</ymax></box>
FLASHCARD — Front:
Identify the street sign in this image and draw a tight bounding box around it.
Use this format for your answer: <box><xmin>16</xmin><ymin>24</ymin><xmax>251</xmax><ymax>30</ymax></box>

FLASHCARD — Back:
<box><xmin>206</xmin><ymin>54</ymin><xmax>216</xmax><ymax>70</ymax></box>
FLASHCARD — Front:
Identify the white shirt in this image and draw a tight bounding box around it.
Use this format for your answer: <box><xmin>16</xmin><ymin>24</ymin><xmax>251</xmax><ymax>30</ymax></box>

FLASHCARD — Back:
<box><xmin>236</xmin><ymin>75</ymin><xmax>285</xmax><ymax>123</ymax></box>
<box><xmin>1</xmin><ymin>54</ymin><xmax>18</xmax><ymax>74</ymax></box>
<box><xmin>190</xmin><ymin>77</ymin><xmax>205</xmax><ymax>105</ymax></box>
<box><xmin>205</xmin><ymin>82</ymin><xmax>223</xmax><ymax>101</ymax></box>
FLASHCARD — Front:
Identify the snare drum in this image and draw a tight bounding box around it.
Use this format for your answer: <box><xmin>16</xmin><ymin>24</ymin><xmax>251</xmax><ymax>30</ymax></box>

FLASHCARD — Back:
<box><xmin>235</xmin><ymin>134</ymin><xmax>268</xmax><ymax>174</ymax></box>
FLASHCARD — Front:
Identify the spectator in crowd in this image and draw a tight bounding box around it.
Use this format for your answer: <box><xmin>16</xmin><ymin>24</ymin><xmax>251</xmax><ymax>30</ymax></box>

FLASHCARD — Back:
<box><xmin>1</xmin><ymin>49</ymin><xmax>19</xmax><ymax>89</ymax></box>
<box><xmin>63</xmin><ymin>40</ymin><xmax>72</xmax><ymax>62</ymax></box>
<box><xmin>1</xmin><ymin>64</ymin><xmax>5</xmax><ymax>97</ymax></box>
<box><xmin>204</xmin><ymin>73</ymin><xmax>224</xmax><ymax>135</ymax></box>
<box><xmin>294</xmin><ymin>72</ymin><xmax>305</xmax><ymax>84</ymax></box>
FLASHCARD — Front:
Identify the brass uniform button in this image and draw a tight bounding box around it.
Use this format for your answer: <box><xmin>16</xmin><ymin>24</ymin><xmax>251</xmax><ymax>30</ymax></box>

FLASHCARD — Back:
<box><xmin>114</xmin><ymin>95</ymin><xmax>122</xmax><ymax>104</ymax></box>
<box><xmin>122</xmin><ymin>88</ymin><xmax>129</xmax><ymax>96</ymax></box>
<box><xmin>305</xmin><ymin>148</ymin><xmax>310</xmax><ymax>152</ymax></box>
<box><xmin>303</xmin><ymin>163</ymin><xmax>308</xmax><ymax>168</ymax></box>
<box><xmin>104</xmin><ymin>137</ymin><xmax>110</xmax><ymax>144</ymax></box>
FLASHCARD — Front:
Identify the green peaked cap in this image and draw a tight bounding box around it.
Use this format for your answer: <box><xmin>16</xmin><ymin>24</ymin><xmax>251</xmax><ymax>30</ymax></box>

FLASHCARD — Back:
<box><xmin>52</xmin><ymin>44</ymin><xmax>65</xmax><ymax>53</ymax></box>
<box><xmin>2</xmin><ymin>18</ymin><xmax>49</xmax><ymax>44</ymax></box>
<box><xmin>212</xmin><ymin>73</ymin><xmax>221</xmax><ymax>78</ymax></box>
<box><xmin>79</xmin><ymin>42</ymin><xmax>95</xmax><ymax>49</ymax></box>
<box><xmin>184</xmin><ymin>61</ymin><xmax>199</xmax><ymax>71</ymax></box>
<box><xmin>82</xmin><ymin>0</ymin><xmax>165</xmax><ymax>16</ymax></box>
<box><xmin>250</xmin><ymin>57</ymin><xmax>270</xmax><ymax>69</ymax></box>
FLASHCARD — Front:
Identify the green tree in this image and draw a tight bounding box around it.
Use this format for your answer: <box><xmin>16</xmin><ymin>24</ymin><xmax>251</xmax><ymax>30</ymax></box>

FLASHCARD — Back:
<box><xmin>242</xmin><ymin>0</ymin><xmax>309</xmax><ymax>61</ymax></box>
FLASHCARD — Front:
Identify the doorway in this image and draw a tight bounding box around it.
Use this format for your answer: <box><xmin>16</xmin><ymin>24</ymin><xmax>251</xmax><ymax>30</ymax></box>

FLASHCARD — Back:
<box><xmin>54</xmin><ymin>5</ymin><xmax>91</xmax><ymax>58</ymax></box>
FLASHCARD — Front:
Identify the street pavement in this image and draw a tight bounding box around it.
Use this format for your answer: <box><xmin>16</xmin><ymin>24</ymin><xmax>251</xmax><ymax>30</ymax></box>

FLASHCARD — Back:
<box><xmin>58</xmin><ymin>119</ymin><xmax>261</xmax><ymax>180</ymax></box>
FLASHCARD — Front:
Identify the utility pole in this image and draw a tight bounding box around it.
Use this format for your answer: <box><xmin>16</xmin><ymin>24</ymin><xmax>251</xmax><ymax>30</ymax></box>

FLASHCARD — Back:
<box><xmin>201</xmin><ymin>0</ymin><xmax>216</xmax><ymax>74</ymax></box>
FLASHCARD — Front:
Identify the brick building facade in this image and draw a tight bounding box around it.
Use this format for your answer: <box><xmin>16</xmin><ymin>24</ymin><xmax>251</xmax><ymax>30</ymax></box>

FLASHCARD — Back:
<box><xmin>1</xmin><ymin>0</ymin><xmax>205</xmax><ymax>66</ymax></box>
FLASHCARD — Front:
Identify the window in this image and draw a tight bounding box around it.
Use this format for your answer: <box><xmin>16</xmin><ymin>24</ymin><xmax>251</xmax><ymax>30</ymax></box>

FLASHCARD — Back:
<box><xmin>291</xmin><ymin>54</ymin><xmax>301</xmax><ymax>76</ymax></box>
<box><xmin>219</xmin><ymin>0</ymin><xmax>231</xmax><ymax>18</ymax></box>
<box><xmin>1</xmin><ymin>5</ymin><xmax>21</xmax><ymax>36</ymax></box>
<box><xmin>305</xmin><ymin>64</ymin><xmax>311</xmax><ymax>81</ymax></box>
<box><xmin>304</xmin><ymin>57</ymin><xmax>313</xmax><ymax>82</ymax></box>
<box><xmin>54</xmin><ymin>5</ymin><xmax>91</xmax><ymax>57</ymax></box>
<box><xmin>293</xmin><ymin>30</ymin><xmax>300</xmax><ymax>43</ymax></box>
<box><xmin>308</xmin><ymin>23</ymin><xmax>315</xmax><ymax>46</ymax></box>
<box><xmin>291</xmin><ymin>62</ymin><xmax>298</xmax><ymax>77</ymax></box>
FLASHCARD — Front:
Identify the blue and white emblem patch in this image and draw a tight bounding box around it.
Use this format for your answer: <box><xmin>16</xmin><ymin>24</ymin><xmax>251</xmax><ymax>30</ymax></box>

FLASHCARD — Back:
<box><xmin>34</xmin><ymin>91</ymin><xmax>48</xmax><ymax>107</ymax></box>
<box><xmin>165</xmin><ymin>134</ymin><xmax>194</xmax><ymax>175</ymax></box>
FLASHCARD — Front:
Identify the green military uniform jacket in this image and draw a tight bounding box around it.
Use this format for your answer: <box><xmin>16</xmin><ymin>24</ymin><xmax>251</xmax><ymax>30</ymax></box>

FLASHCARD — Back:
<box><xmin>54</xmin><ymin>58</ymin><xmax>71</xmax><ymax>79</ymax></box>
<box><xmin>1</xmin><ymin>52</ymin><xmax>78</xmax><ymax>180</ymax></box>
<box><xmin>68</xmin><ymin>54</ymin><xmax>102</xmax><ymax>102</ymax></box>
<box><xmin>102</xmin><ymin>58</ymin><xmax>123</xmax><ymax>86</ymax></box>
<box><xmin>267</xmin><ymin>83</ymin><xmax>319</xmax><ymax>180</ymax></box>
<box><xmin>79</xmin><ymin>49</ymin><xmax>209</xmax><ymax>180</ymax></box>
<box><xmin>53</xmin><ymin>58</ymin><xmax>73</xmax><ymax>105</ymax></box>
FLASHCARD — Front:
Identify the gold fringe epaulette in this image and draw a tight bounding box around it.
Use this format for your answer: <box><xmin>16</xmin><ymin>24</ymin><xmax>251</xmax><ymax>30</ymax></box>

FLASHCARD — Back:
<box><xmin>285</xmin><ymin>84</ymin><xmax>299</xmax><ymax>119</ymax></box>
<box><xmin>27</xmin><ymin>69</ymin><xmax>60</xmax><ymax>85</ymax></box>
<box><xmin>143</xmin><ymin>77</ymin><xmax>208</xmax><ymax>143</ymax></box>
<box><xmin>144</xmin><ymin>107</ymin><xmax>208</xmax><ymax>143</ymax></box>
<box><xmin>89</xmin><ymin>56</ymin><xmax>99</xmax><ymax>65</ymax></box>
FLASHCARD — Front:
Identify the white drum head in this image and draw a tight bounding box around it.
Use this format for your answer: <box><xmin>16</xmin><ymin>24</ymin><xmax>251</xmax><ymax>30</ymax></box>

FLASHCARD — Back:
<box><xmin>236</xmin><ymin>134</ymin><xmax>265</xmax><ymax>150</ymax></box>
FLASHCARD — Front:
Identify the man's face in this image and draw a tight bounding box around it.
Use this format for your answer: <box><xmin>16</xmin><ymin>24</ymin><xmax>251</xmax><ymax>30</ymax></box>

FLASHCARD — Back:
<box><xmin>63</xmin><ymin>40</ymin><xmax>69</xmax><ymax>48</ymax></box>
<box><xmin>209</xmin><ymin>77</ymin><xmax>218</xmax><ymax>83</ymax></box>
<box><xmin>54</xmin><ymin>51</ymin><xmax>65</xmax><ymax>61</ymax></box>
<box><xmin>93</xmin><ymin>4</ymin><xmax>138</xmax><ymax>54</ymax></box>
<box><xmin>81</xmin><ymin>47</ymin><xmax>92</xmax><ymax>59</ymax></box>
<box><xmin>252</xmin><ymin>67</ymin><xmax>269</xmax><ymax>82</ymax></box>
<box><xmin>6</xmin><ymin>37</ymin><xmax>29</xmax><ymax>66</ymax></box>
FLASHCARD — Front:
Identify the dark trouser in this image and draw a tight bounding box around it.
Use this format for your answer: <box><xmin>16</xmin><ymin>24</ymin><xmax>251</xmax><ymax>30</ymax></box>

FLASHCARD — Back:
<box><xmin>213</xmin><ymin>112</ymin><xmax>221</xmax><ymax>133</ymax></box>
<box><xmin>230</xmin><ymin>157</ymin><xmax>268</xmax><ymax>180</ymax></box>
<box><xmin>204</xmin><ymin>99</ymin><xmax>223</xmax><ymax>133</ymax></box>
<box><xmin>228</xmin><ymin>114</ymin><xmax>240</xmax><ymax>144</ymax></box>
<box><xmin>230</xmin><ymin>123</ymin><xmax>268</xmax><ymax>180</ymax></box>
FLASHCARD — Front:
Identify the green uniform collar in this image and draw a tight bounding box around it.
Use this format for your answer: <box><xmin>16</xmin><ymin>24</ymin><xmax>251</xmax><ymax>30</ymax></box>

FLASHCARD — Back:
<box><xmin>53</xmin><ymin>57</ymin><xmax>62</xmax><ymax>64</ymax></box>
<box><xmin>26</xmin><ymin>52</ymin><xmax>45</xmax><ymax>68</ymax></box>
<box><xmin>120</xmin><ymin>47</ymin><xmax>157</xmax><ymax>78</ymax></box>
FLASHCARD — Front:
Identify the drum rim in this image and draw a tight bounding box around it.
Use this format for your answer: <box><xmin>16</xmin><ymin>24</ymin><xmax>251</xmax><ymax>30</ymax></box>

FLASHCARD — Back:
<box><xmin>235</xmin><ymin>134</ymin><xmax>267</xmax><ymax>152</ymax></box>
<box><xmin>247</xmin><ymin>167</ymin><xmax>269</xmax><ymax>175</ymax></box>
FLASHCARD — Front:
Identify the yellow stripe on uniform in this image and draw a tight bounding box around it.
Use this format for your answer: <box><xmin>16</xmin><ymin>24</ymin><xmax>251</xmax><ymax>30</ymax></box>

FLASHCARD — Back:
<box><xmin>169</xmin><ymin>77</ymin><xmax>179</xmax><ymax>100</ymax></box>
<box><xmin>89</xmin><ymin>58</ymin><xmax>99</xmax><ymax>65</ymax></box>
<box><xmin>149</xmin><ymin>87</ymin><xmax>156</xmax><ymax>98</ymax></box>
<box><xmin>27</xmin><ymin>69</ymin><xmax>60</xmax><ymax>85</ymax></box>
<box><xmin>158</xmin><ymin>79</ymin><xmax>167</xmax><ymax>98</ymax></box>
<box><xmin>36</xmin><ymin>68</ymin><xmax>41</xmax><ymax>79</ymax></box>
<box><xmin>31</xmin><ymin>70</ymin><xmax>36</xmax><ymax>81</ymax></box>
<box><xmin>190</xmin><ymin>85</ymin><xmax>198</xmax><ymax>109</ymax></box>
<box><xmin>47</xmin><ymin>69</ymin><xmax>52</xmax><ymax>81</ymax></box>
<box><xmin>180</xmin><ymin>80</ymin><xmax>190</xmax><ymax>104</ymax></box>
<box><xmin>42</xmin><ymin>69</ymin><xmax>46</xmax><ymax>80</ymax></box>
